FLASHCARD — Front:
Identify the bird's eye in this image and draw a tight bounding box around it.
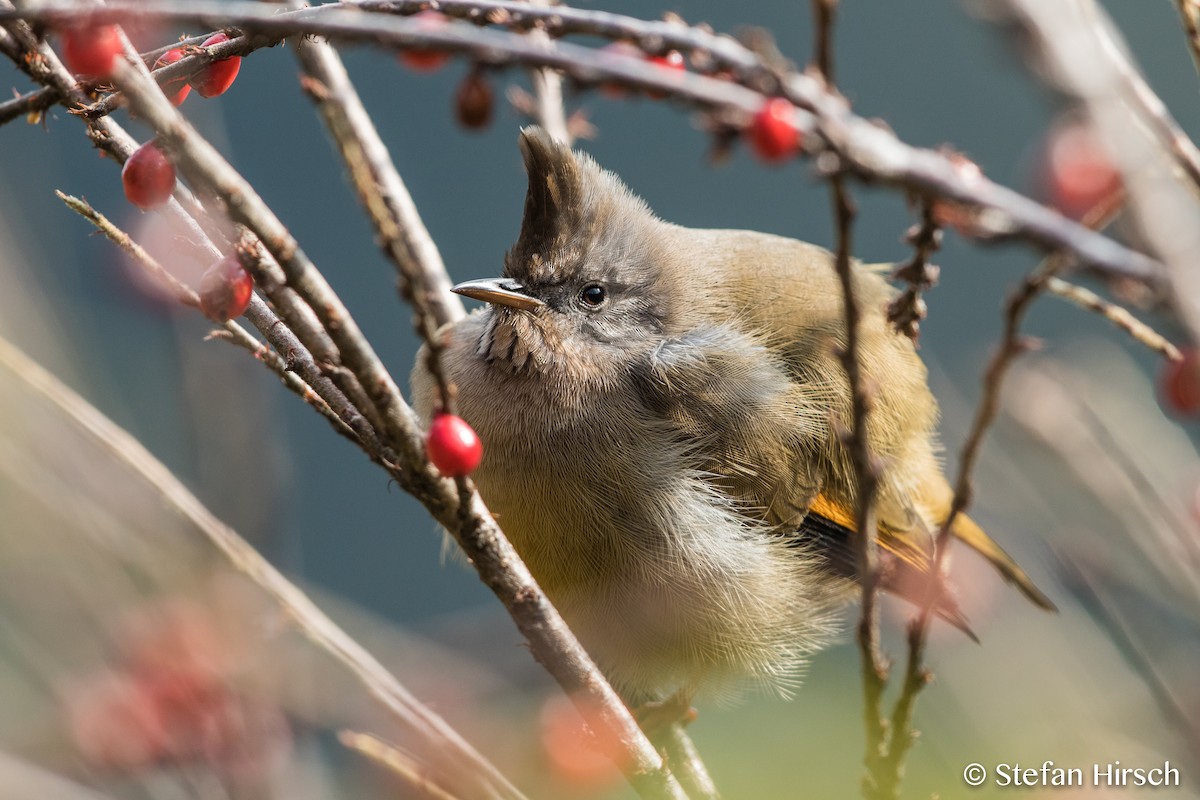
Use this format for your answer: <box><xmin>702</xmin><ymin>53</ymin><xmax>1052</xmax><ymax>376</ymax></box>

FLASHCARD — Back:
<box><xmin>579</xmin><ymin>283</ymin><xmax>607</xmax><ymax>308</ymax></box>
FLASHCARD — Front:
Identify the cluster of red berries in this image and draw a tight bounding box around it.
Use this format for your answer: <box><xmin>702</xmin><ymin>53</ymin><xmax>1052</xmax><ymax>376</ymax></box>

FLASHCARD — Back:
<box><xmin>62</xmin><ymin>26</ymin><xmax>241</xmax><ymax>101</ymax></box>
<box><xmin>70</xmin><ymin>22</ymin><xmax>254</xmax><ymax>321</ymax></box>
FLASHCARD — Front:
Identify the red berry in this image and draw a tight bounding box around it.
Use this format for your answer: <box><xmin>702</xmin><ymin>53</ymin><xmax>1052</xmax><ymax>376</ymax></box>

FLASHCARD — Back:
<box><xmin>1160</xmin><ymin>347</ymin><xmax>1200</xmax><ymax>417</ymax></box>
<box><xmin>399</xmin><ymin>11</ymin><xmax>450</xmax><ymax>71</ymax></box>
<box><xmin>153</xmin><ymin>48</ymin><xmax>192</xmax><ymax>106</ymax></box>
<box><xmin>62</xmin><ymin>24</ymin><xmax>123</xmax><ymax>78</ymax></box>
<box><xmin>426</xmin><ymin>413</ymin><xmax>482</xmax><ymax>477</ymax></box>
<box><xmin>122</xmin><ymin>141</ymin><xmax>176</xmax><ymax>210</ymax></box>
<box><xmin>198</xmin><ymin>255</ymin><xmax>253</xmax><ymax>322</ymax></box>
<box><xmin>748</xmin><ymin>97</ymin><xmax>802</xmax><ymax>162</ymax></box>
<box><xmin>1042</xmin><ymin>119</ymin><xmax>1122</xmax><ymax>221</ymax></box>
<box><xmin>455</xmin><ymin>69</ymin><xmax>493</xmax><ymax>130</ymax></box>
<box><xmin>646</xmin><ymin>50</ymin><xmax>685</xmax><ymax>99</ymax></box>
<box><xmin>189</xmin><ymin>33</ymin><xmax>241</xmax><ymax>98</ymax></box>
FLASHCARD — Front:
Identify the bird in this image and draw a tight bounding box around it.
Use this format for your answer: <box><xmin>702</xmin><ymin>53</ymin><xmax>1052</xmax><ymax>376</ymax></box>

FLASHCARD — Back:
<box><xmin>412</xmin><ymin>126</ymin><xmax>1054</xmax><ymax>704</ymax></box>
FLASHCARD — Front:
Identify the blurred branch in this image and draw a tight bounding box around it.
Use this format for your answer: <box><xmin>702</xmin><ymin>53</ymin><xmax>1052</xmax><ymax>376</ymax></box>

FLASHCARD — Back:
<box><xmin>994</xmin><ymin>0</ymin><xmax>1200</xmax><ymax>342</ymax></box>
<box><xmin>524</xmin><ymin>0</ymin><xmax>571</xmax><ymax>145</ymax></box>
<box><xmin>1043</xmin><ymin>276</ymin><xmax>1181</xmax><ymax>361</ymax></box>
<box><xmin>0</xmin><ymin>0</ymin><xmax>1171</xmax><ymax>290</ymax></box>
<box><xmin>340</xmin><ymin>731</ymin><xmax>466</xmax><ymax>800</ymax></box>
<box><xmin>0</xmin><ymin>334</ymin><xmax>528</xmax><ymax>800</ymax></box>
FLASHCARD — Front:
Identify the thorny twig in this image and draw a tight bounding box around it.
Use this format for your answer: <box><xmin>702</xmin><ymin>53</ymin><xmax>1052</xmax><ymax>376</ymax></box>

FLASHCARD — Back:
<box><xmin>888</xmin><ymin>201</ymin><xmax>942</xmax><ymax>344</ymax></box>
<box><xmin>809</xmin><ymin>2</ymin><xmax>888</xmax><ymax>795</ymax></box>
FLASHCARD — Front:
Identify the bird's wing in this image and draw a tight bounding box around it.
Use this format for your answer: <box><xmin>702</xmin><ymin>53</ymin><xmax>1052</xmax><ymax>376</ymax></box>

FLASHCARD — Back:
<box><xmin>809</xmin><ymin>491</ymin><xmax>1056</xmax><ymax>613</ymax></box>
<box><xmin>792</xmin><ymin>496</ymin><xmax>978</xmax><ymax>639</ymax></box>
<box><xmin>632</xmin><ymin>325</ymin><xmax>824</xmax><ymax>528</ymax></box>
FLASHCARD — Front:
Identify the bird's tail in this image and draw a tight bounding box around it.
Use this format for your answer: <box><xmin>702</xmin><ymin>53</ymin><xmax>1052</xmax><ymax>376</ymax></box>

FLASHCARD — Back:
<box><xmin>950</xmin><ymin>513</ymin><xmax>1057</xmax><ymax>611</ymax></box>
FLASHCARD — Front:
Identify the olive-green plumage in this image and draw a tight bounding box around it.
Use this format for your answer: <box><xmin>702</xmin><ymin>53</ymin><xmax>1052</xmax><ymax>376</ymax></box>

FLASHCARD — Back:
<box><xmin>412</xmin><ymin>128</ymin><xmax>1051</xmax><ymax>702</ymax></box>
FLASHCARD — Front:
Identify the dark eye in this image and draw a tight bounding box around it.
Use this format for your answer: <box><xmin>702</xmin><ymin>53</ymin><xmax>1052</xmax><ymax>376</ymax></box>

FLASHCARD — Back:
<box><xmin>579</xmin><ymin>283</ymin><xmax>607</xmax><ymax>308</ymax></box>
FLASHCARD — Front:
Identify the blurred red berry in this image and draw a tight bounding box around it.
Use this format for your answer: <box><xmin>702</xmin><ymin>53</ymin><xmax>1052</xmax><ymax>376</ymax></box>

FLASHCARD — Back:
<box><xmin>540</xmin><ymin>694</ymin><xmax>623</xmax><ymax>791</ymax></box>
<box><xmin>399</xmin><ymin>11</ymin><xmax>450</xmax><ymax>71</ymax></box>
<box><xmin>190</xmin><ymin>33</ymin><xmax>241</xmax><ymax>98</ymax></box>
<box><xmin>748</xmin><ymin>97</ymin><xmax>802</xmax><ymax>162</ymax></box>
<box><xmin>122</xmin><ymin>141</ymin><xmax>176</xmax><ymax>210</ymax></box>
<box><xmin>426</xmin><ymin>413</ymin><xmax>482</xmax><ymax>477</ymax></box>
<box><xmin>153</xmin><ymin>48</ymin><xmax>192</xmax><ymax>106</ymax></box>
<box><xmin>62</xmin><ymin>24</ymin><xmax>123</xmax><ymax>78</ymax></box>
<box><xmin>456</xmin><ymin>69</ymin><xmax>493</xmax><ymax>130</ymax></box>
<box><xmin>647</xmin><ymin>50</ymin><xmax>685</xmax><ymax>99</ymax></box>
<box><xmin>1160</xmin><ymin>347</ymin><xmax>1200</xmax><ymax>418</ymax></box>
<box><xmin>1041</xmin><ymin>118</ymin><xmax>1122</xmax><ymax>221</ymax></box>
<box><xmin>199</xmin><ymin>254</ymin><xmax>254</xmax><ymax>322</ymax></box>
<box><xmin>65</xmin><ymin>673</ymin><xmax>168</xmax><ymax>770</ymax></box>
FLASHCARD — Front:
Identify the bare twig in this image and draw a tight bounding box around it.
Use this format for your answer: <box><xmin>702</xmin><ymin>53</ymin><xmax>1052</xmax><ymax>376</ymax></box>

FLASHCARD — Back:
<box><xmin>339</xmin><ymin>731</ymin><xmax>466</xmax><ymax>800</ymax></box>
<box><xmin>0</xmin><ymin>85</ymin><xmax>55</xmax><ymax>125</ymax></box>
<box><xmin>53</xmin><ymin>191</ymin><xmax>367</xmax><ymax>443</ymax></box>
<box><xmin>888</xmin><ymin>201</ymin><xmax>941</xmax><ymax>343</ymax></box>
<box><xmin>811</xmin><ymin>0</ymin><xmax>836</xmax><ymax>85</ymax></box>
<box><xmin>0</xmin><ymin>334</ymin><xmax>528</xmax><ymax>800</ymax></box>
<box><xmin>1043</xmin><ymin>277</ymin><xmax>1181</xmax><ymax>361</ymax></box>
<box><xmin>524</xmin><ymin>0</ymin><xmax>571</xmax><ymax>145</ymax></box>
<box><xmin>0</xmin><ymin>0</ymin><xmax>1172</xmax><ymax>290</ymax></box>
<box><xmin>995</xmin><ymin>0</ymin><xmax>1200</xmax><ymax>347</ymax></box>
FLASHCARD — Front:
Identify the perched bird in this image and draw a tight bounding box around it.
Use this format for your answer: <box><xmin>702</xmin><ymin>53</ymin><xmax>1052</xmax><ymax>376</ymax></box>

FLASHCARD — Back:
<box><xmin>412</xmin><ymin>127</ymin><xmax>1053</xmax><ymax>703</ymax></box>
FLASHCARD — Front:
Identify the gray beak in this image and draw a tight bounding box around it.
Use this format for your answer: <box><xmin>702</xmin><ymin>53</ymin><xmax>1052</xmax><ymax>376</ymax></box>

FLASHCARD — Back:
<box><xmin>452</xmin><ymin>278</ymin><xmax>545</xmax><ymax>312</ymax></box>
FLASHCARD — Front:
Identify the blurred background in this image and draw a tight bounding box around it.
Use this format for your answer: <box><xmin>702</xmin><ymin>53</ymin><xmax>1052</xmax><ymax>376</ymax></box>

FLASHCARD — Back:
<box><xmin>1</xmin><ymin>0</ymin><xmax>1198</xmax><ymax>797</ymax></box>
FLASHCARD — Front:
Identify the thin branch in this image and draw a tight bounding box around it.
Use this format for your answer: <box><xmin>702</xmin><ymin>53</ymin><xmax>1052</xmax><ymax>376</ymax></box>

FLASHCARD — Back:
<box><xmin>1043</xmin><ymin>277</ymin><xmax>1181</xmax><ymax>361</ymax></box>
<box><xmin>113</xmin><ymin>59</ymin><xmax>422</xmax><ymax>457</ymax></box>
<box><xmin>524</xmin><ymin>0</ymin><xmax>571</xmax><ymax>145</ymax></box>
<box><xmin>887</xmin><ymin>200</ymin><xmax>941</xmax><ymax>343</ymax></box>
<box><xmin>0</xmin><ymin>85</ymin><xmax>55</xmax><ymax>126</ymax></box>
<box><xmin>830</xmin><ymin>175</ymin><xmax>890</xmax><ymax>799</ymax></box>
<box><xmin>54</xmin><ymin>191</ymin><xmax>364</xmax><ymax>444</ymax></box>
<box><xmin>0</xmin><ymin>334</ymin><xmax>528</xmax><ymax>800</ymax></box>
<box><xmin>812</xmin><ymin>0</ymin><xmax>836</xmax><ymax>85</ymax></box>
<box><xmin>292</xmin><ymin>38</ymin><xmax>462</xmax><ymax>329</ymax></box>
<box><xmin>339</xmin><ymin>731</ymin><xmax>466</xmax><ymax>800</ymax></box>
<box><xmin>0</xmin><ymin>0</ymin><xmax>1172</xmax><ymax>290</ymax></box>
<box><xmin>995</xmin><ymin>0</ymin><xmax>1200</xmax><ymax>347</ymax></box>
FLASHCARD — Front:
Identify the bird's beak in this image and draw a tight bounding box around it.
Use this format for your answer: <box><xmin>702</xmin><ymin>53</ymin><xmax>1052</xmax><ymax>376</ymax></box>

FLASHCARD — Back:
<box><xmin>452</xmin><ymin>278</ymin><xmax>545</xmax><ymax>312</ymax></box>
